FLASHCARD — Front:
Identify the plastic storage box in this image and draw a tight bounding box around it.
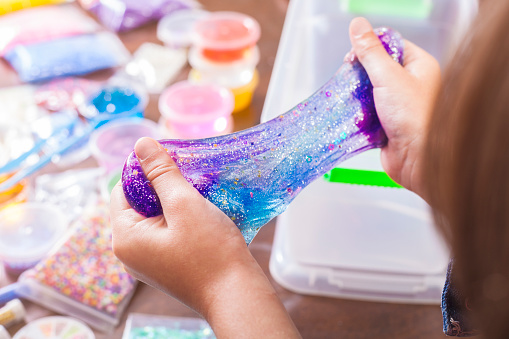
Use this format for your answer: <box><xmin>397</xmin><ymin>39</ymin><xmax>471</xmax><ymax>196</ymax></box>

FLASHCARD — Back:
<box><xmin>262</xmin><ymin>0</ymin><xmax>478</xmax><ymax>304</ymax></box>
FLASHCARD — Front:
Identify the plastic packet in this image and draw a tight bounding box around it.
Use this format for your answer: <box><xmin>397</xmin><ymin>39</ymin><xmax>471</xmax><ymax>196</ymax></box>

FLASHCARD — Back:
<box><xmin>123</xmin><ymin>314</ymin><xmax>215</xmax><ymax>339</ymax></box>
<box><xmin>124</xmin><ymin>42</ymin><xmax>187</xmax><ymax>93</ymax></box>
<box><xmin>0</xmin><ymin>0</ymin><xmax>68</xmax><ymax>16</ymax></box>
<box><xmin>34</xmin><ymin>77</ymin><xmax>102</xmax><ymax>112</ymax></box>
<box><xmin>17</xmin><ymin>202</ymin><xmax>137</xmax><ymax>332</ymax></box>
<box><xmin>0</xmin><ymin>5</ymin><xmax>100</xmax><ymax>56</ymax></box>
<box><xmin>80</xmin><ymin>0</ymin><xmax>199</xmax><ymax>32</ymax></box>
<box><xmin>4</xmin><ymin>32</ymin><xmax>130</xmax><ymax>83</ymax></box>
<box><xmin>0</xmin><ymin>86</ymin><xmax>43</xmax><ymax>125</ymax></box>
<box><xmin>34</xmin><ymin>168</ymin><xmax>103</xmax><ymax>221</ymax></box>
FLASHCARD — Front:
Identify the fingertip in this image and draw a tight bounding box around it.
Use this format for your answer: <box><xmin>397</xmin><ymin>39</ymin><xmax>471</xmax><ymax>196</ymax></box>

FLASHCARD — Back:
<box><xmin>134</xmin><ymin>137</ymin><xmax>162</xmax><ymax>161</ymax></box>
<box><xmin>349</xmin><ymin>17</ymin><xmax>373</xmax><ymax>39</ymax></box>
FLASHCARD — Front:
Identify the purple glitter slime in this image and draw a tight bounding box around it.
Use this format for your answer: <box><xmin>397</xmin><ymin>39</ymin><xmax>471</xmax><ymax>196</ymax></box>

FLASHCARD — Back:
<box><xmin>123</xmin><ymin>27</ymin><xmax>404</xmax><ymax>245</ymax></box>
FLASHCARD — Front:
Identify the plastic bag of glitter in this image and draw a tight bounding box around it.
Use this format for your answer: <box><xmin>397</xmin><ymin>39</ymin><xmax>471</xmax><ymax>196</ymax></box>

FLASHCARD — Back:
<box><xmin>0</xmin><ymin>5</ymin><xmax>100</xmax><ymax>56</ymax></box>
<box><xmin>79</xmin><ymin>0</ymin><xmax>199</xmax><ymax>32</ymax></box>
<box><xmin>3</xmin><ymin>32</ymin><xmax>130</xmax><ymax>83</ymax></box>
<box><xmin>123</xmin><ymin>313</ymin><xmax>216</xmax><ymax>339</ymax></box>
<box><xmin>16</xmin><ymin>202</ymin><xmax>138</xmax><ymax>332</ymax></box>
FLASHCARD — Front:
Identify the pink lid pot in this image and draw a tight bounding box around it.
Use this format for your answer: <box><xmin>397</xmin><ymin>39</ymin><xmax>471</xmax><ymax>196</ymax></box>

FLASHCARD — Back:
<box><xmin>159</xmin><ymin>81</ymin><xmax>234</xmax><ymax>139</ymax></box>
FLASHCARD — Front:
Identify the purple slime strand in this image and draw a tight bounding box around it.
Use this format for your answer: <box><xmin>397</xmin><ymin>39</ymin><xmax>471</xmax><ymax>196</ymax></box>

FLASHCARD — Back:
<box><xmin>122</xmin><ymin>27</ymin><xmax>404</xmax><ymax>245</ymax></box>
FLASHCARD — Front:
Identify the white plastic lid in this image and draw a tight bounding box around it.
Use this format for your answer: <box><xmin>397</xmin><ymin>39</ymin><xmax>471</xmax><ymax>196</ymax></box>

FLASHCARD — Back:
<box><xmin>89</xmin><ymin>118</ymin><xmax>161</xmax><ymax>161</ymax></box>
<box><xmin>0</xmin><ymin>203</ymin><xmax>68</xmax><ymax>262</ymax></box>
<box><xmin>12</xmin><ymin>316</ymin><xmax>95</xmax><ymax>339</ymax></box>
<box><xmin>159</xmin><ymin>81</ymin><xmax>234</xmax><ymax>123</ymax></box>
<box><xmin>193</xmin><ymin>11</ymin><xmax>261</xmax><ymax>51</ymax></box>
<box><xmin>0</xmin><ymin>326</ymin><xmax>10</xmax><ymax>339</ymax></box>
<box><xmin>157</xmin><ymin>9</ymin><xmax>209</xmax><ymax>48</ymax></box>
<box><xmin>4</xmin><ymin>299</ymin><xmax>26</xmax><ymax>325</ymax></box>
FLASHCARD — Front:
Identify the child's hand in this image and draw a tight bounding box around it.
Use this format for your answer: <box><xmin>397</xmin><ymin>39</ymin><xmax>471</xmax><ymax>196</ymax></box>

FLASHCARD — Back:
<box><xmin>349</xmin><ymin>18</ymin><xmax>441</xmax><ymax>199</ymax></box>
<box><xmin>110</xmin><ymin>137</ymin><xmax>300</xmax><ymax>338</ymax></box>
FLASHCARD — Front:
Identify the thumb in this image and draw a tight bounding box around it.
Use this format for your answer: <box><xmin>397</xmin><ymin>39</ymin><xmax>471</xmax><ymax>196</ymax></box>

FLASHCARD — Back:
<box><xmin>134</xmin><ymin>137</ymin><xmax>194</xmax><ymax>216</ymax></box>
<box><xmin>349</xmin><ymin>17</ymin><xmax>403</xmax><ymax>87</ymax></box>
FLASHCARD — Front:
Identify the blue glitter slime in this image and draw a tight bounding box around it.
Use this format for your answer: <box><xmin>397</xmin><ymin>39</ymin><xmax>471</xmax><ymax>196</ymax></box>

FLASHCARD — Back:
<box><xmin>122</xmin><ymin>27</ymin><xmax>404</xmax><ymax>245</ymax></box>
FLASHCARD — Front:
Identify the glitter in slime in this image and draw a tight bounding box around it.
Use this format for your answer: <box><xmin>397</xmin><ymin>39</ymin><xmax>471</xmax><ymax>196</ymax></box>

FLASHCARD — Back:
<box><xmin>122</xmin><ymin>27</ymin><xmax>404</xmax><ymax>245</ymax></box>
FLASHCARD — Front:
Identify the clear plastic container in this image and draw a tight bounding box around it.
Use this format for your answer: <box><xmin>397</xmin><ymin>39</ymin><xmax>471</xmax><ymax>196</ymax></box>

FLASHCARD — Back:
<box><xmin>12</xmin><ymin>316</ymin><xmax>95</xmax><ymax>339</ymax></box>
<box><xmin>0</xmin><ymin>325</ymin><xmax>10</xmax><ymax>339</ymax></box>
<box><xmin>90</xmin><ymin>118</ymin><xmax>161</xmax><ymax>173</ymax></box>
<box><xmin>0</xmin><ymin>174</ymin><xmax>28</xmax><ymax>210</ymax></box>
<box><xmin>188</xmin><ymin>45</ymin><xmax>259</xmax><ymax>88</ymax></box>
<box><xmin>122</xmin><ymin>314</ymin><xmax>214</xmax><ymax>339</ymax></box>
<box><xmin>193</xmin><ymin>11</ymin><xmax>261</xmax><ymax>62</ymax></box>
<box><xmin>159</xmin><ymin>81</ymin><xmax>234</xmax><ymax>139</ymax></box>
<box><xmin>262</xmin><ymin>0</ymin><xmax>478</xmax><ymax>304</ymax></box>
<box><xmin>0</xmin><ymin>203</ymin><xmax>68</xmax><ymax>276</ymax></box>
<box><xmin>157</xmin><ymin>9</ymin><xmax>209</xmax><ymax>49</ymax></box>
<box><xmin>189</xmin><ymin>68</ymin><xmax>259</xmax><ymax>113</ymax></box>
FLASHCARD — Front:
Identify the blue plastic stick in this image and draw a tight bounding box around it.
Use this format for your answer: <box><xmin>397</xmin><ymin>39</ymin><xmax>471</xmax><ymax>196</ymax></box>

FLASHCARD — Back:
<box><xmin>0</xmin><ymin>283</ymin><xmax>20</xmax><ymax>306</ymax></box>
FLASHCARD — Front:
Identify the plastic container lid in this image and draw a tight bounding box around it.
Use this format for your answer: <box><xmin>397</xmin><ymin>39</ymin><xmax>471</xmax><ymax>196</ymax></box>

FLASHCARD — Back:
<box><xmin>0</xmin><ymin>203</ymin><xmax>68</xmax><ymax>273</ymax></box>
<box><xmin>193</xmin><ymin>11</ymin><xmax>261</xmax><ymax>62</ymax></box>
<box><xmin>188</xmin><ymin>45</ymin><xmax>259</xmax><ymax>88</ymax></box>
<box><xmin>12</xmin><ymin>316</ymin><xmax>94</xmax><ymax>339</ymax></box>
<box><xmin>159</xmin><ymin>81</ymin><xmax>234</xmax><ymax>124</ymax></box>
<box><xmin>1</xmin><ymin>299</ymin><xmax>26</xmax><ymax>326</ymax></box>
<box><xmin>0</xmin><ymin>326</ymin><xmax>10</xmax><ymax>339</ymax></box>
<box><xmin>89</xmin><ymin>118</ymin><xmax>161</xmax><ymax>173</ymax></box>
<box><xmin>157</xmin><ymin>9</ymin><xmax>209</xmax><ymax>48</ymax></box>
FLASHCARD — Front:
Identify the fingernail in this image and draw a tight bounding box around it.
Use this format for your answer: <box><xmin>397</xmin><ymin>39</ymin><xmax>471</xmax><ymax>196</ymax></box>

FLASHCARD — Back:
<box><xmin>351</xmin><ymin>17</ymin><xmax>373</xmax><ymax>38</ymax></box>
<box><xmin>135</xmin><ymin>137</ymin><xmax>160</xmax><ymax>161</ymax></box>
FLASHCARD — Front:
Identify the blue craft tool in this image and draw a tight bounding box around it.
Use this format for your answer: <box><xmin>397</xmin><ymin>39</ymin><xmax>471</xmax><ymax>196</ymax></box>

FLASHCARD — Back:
<box><xmin>0</xmin><ymin>283</ymin><xmax>20</xmax><ymax>307</ymax></box>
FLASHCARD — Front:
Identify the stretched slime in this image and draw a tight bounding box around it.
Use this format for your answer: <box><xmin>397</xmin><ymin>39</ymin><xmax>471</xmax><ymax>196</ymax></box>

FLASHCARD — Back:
<box><xmin>122</xmin><ymin>27</ymin><xmax>404</xmax><ymax>244</ymax></box>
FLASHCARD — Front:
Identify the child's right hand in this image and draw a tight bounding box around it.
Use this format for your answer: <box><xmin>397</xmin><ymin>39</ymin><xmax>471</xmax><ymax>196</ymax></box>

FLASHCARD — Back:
<box><xmin>348</xmin><ymin>18</ymin><xmax>442</xmax><ymax>200</ymax></box>
<box><xmin>110</xmin><ymin>137</ymin><xmax>301</xmax><ymax>338</ymax></box>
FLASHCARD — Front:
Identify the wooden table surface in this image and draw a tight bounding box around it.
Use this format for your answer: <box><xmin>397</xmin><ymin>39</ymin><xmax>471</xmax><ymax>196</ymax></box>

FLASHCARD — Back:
<box><xmin>1</xmin><ymin>0</ymin><xmax>447</xmax><ymax>338</ymax></box>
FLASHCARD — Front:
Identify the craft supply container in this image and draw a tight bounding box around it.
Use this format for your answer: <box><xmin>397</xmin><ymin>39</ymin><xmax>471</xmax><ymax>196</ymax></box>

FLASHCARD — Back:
<box><xmin>90</xmin><ymin>118</ymin><xmax>161</xmax><ymax>174</ymax></box>
<box><xmin>157</xmin><ymin>9</ymin><xmax>209</xmax><ymax>49</ymax></box>
<box><xmin>159</xmin><ymin>81</ymin><xmax>234</xmax><ymax>139</ymax></box>
<box><xmin>122</xmin><ymin>314</ymin><xmax>215</xmax><ymax>339</ymax></box>
<box><xmin>261</xmin><ymin>0</ymin><xmax>478</xmax><ymax>304</ymax></box>
<box><xmin>0</xmin><ymin>203</ymin><xmax>67</xmax><ymax>276</ymax></box>
<box><xmin>192</xmin><ymin>11</ymin><xmax>260</xmax><ymax>63</ymax></box>
<box><xmin>188</xmin><ymin>46</ymin><xmax>259</xmax><ymax>113</ymax></box>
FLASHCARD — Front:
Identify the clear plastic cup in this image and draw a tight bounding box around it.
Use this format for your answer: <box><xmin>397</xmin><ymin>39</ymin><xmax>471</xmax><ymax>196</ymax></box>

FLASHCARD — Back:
<box><xmin>193</xmin><ymin>11</ymin><xmax>261</xmax><ymax>62</ymax></box>
<box><xmin>189</xmin><ymin>68</ymin><xmax>259</xmax><ymax>113</ymax></box>
<box><xmin>158</xmin><ymin>81</ymin><xmax>234</xmax><ymax>139</ymax></box>
<box><xmin>89</xmin><ymin>118</ymin><xmax>161</xmax><ymax>173</ymax></box>
<box><xmin>0</xmin><ymin>173</ymin><xmax>28</xmax><ymax>210</ymax></box>
<box><xmin>188</xmin><ymin>45</ymin><xmax>259</xmax><ymax>88</ymax></box>
<box><xmin>157</xmin><ymin>9</ymin><xmax>209</xmax><ymax>49</ymax></box>
<box><xmin>0</xmin><ymin>203</ymin><xmax>68</xmax><ymax>276</ymax></box>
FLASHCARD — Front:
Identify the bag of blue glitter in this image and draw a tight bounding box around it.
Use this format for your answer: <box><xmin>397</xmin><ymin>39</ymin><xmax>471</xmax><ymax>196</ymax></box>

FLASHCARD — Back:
<box><xmin>4</xmin><ymin>32</ymin><xmax>130</xmax><ymax>83</ymax></box>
